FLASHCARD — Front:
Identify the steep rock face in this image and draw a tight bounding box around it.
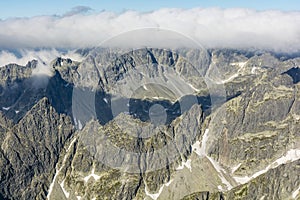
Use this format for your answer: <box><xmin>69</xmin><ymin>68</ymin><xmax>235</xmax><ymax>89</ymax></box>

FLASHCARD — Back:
<box><xmin>0</xmin><ymin>60</ymin><xmax>75</xmax><ymax>123</ymax></box>
<box><xmin>0</xmin><ymin>98</ymin><xmax>75</xmax><ymax>200</ymax></box>
<box><xmin>207</xmin><ymin>71</ymin><xmax>299</xmax><ymax>173</ymax></box>
<box><xmin>52</xmin><ymin>48</ymin><xmax>211</xmax><ymax>96</ymax></box>
<box><xmin>224</xmin><ymin>160</ymin><xmax>300</xmax><ymax>200</ymax></box>
<box><xmin>0</xmin><ymin>61</ymin><xmax>36</xmax><ymax>85</ymax></box>
<box><xmin>174</xmin><ymin>53</ymin><xmax>300</xmax><ymax>199</ymax></box>
<box><xmin>132</xmin><ymin>50</ymin><xmax>299</xmax><ymax>199</ymax></box>
<box><xmin>181</xmin><ymin>156</ymin><xmax>300</xmax><ymax>200</ymax></box>
<box><xmin>46</xmin><ymin>104</ymin><xmax>204</xmax><ymax>200</ymax></box>
<box><xmin>0</xmin><ymin>113</ymin><xmax>13</xmax><ymax>141</ymax></box>
<box><xmin>0</xmin><ymin>61</ymin><xmax>41</xmax><ymax>122</ymax></box>
<box><xmin>51</xmin><ymin>57</ymin><xmax>80</xmax><ymax>86</ymax></box>
<box><xmin>45</xmin><ymin>71</ymin><xmax>74</xmax><ymax>116</ymax></box>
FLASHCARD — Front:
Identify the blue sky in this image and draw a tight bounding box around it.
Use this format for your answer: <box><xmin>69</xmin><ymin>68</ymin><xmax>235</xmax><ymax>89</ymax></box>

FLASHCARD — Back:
<box><xmin>0</xmin><ymin>0</ymin><xmax>299</xmax><ymax>19</ymax></box>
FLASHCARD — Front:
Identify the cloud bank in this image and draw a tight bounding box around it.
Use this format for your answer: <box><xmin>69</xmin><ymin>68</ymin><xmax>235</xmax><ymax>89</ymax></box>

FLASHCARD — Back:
<box><xmin>0</xmin><ymin>8</ymin><xmax>299</xmax><ymax>52</ymax></box>
<box><xmin>0</xmin><ymin>49</ymin><xmax>84</xmax><ymax>69</ymax></box>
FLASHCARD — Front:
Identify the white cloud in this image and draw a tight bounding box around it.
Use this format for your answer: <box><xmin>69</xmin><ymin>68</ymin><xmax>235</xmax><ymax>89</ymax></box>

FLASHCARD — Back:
<box><xmin>0</xmin><ymin>49</ymin><xmax>59</xmax><ymax>67</ymax></box>
<box><xmin>0</xmin><ymin>48</ymin><xmax>85</xmax><ymax>87</ymax></box>
<box><xmin>0</xmin><ymin>49</ymin><xmax>84</xmax><ymax>68</ymax></box>
<box><xmin>0</xmin><ymin>8</ymin><xmax>299</xmax><ymax>52</ymax></box>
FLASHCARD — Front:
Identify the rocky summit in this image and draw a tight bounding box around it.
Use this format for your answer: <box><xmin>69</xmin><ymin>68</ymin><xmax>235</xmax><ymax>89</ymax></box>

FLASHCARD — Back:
<box><xmin>0</xmin><ymin>48</ymin><xmax>299</xmax><ymax>200</ymax></box>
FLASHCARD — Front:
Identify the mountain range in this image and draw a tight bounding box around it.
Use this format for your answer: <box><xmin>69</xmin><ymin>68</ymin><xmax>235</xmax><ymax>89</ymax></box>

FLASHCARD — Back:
<box><xmin>0</xmin><ymin>48</ymin><xmax>299</xmax><ymax>200</ymax></box>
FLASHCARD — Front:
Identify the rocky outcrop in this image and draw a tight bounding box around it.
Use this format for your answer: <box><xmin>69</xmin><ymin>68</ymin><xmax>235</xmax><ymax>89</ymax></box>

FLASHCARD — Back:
<box><xmin>224</xmin><ymin>160</ymin><xmax>300</xmax><ymax>200</ymax></box>
<box><xmin>45</xmin><ymin>104</ymin><xmax>203</xmax><ymax>199</ymax></box>
<box><xmin>0</xmin><ymin>98</ymin><xmax>75</xmax><ymax>199</ymax></box>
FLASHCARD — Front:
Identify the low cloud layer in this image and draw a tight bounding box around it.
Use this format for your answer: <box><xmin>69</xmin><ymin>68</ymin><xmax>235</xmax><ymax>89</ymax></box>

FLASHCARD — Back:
<box><xmin>0</xmin><ymin>49</ymin><xmax>84</xmax><ymax>70</ymax></box>
<box><xmin>0</xmin><ymin>49</ymin><xmax>59</xmax><ymax>67</ymax></box>
<box><xmin>0</xmin><ymin>8</ymin><xmax>299</xmax><ymax>52</ymax></box>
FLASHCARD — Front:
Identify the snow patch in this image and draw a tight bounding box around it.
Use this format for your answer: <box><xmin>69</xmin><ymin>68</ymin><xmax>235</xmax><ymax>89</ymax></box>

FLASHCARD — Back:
<box><xmin>15</xmin><ymin>110</ymin><xmax>19</xmax><ymax>114</ymax></box>
<box><xmin>251</xmin><ymin>67</ymin><xmax>258</xmax><ymax>74</ymax></box>
<box><xmin>67</xmin><ymin>138</ymin><xmax>77</xmax><ymax>152</ymax></box>
<box><xmin>176</xmin><ymin>159</ymin><xmax>192</xmax><ymax>172</ymax></box>
<box><xmin>233</xmin><ymin>175</ymin><xmax>251</xmax><ymax>184</ymax></box>
<box><xmin>2</xmin><ymin>107</ymin><xmax>10</xmax><ymax>111</ymax></box>
<box><xmin>192</xmin><ymin>129</ymin><xmax>209</xmax><ymax>157</ymax></box>
<box><xmin>193</xmin><ymin>128</ymin><xmax>232</xmax><ymax>190</ymax></box>
<box><xmin>188</xmin><ymin>83</ymin><xmax>200</xmax><ymax>92</ymax></box>
<box><xmin>217</xmin><ymin>73</ymin><xmax>239</xmax><ymax>84</ymax></box>
<box><xmin>76</xmin><ymin>196</ymin><xmax>82</xmax><ymax>200</ymax></box>
<box><xmin>231</xmin><ymin>163</ymin><xmax>242</xmax><ymax>174</ymax></box>
<box><xmin>60</xmin><ymin>179</ymin><xmax>70</xmax><ymax>198</ymax></box>
<box><xmin>207</xmin><ymin>156</ymin><xmax>233</xmax><ymax>190</ymax></box>
<box><xmin>74</xmin><ymin>117</ymin><xmax>78</xmax><ymax>127</ymax></box>
<box><xmin>103</xmin><ymin>97</ymin><xmax>108</xmax><ymax>104</ymax></box>
<box><xmin>273</xmin><ymin>149</ymin><xmax>300</xmax><ymax>166</ymax></box>
<box><xmin>47</xmin><ymin>168</ymin><xmax>60</xmax><ymax>199</ymax></box>
<box><xmin>144</xmin><ymin>179</ymin><xmax>173</xmax><ymax>200</ymax></box>
<box><xmin>83</xmin><ymin>167</ymin><xmax>101</xmax><ymax>183</ymax></box>
<box><xmin>143</xmin><ymin>85</ymin><xmax>148</xmax><ymax>91</ymax></box>
<box><xmin>292</xmin><ymin>185</ymin><xmax>300</xmax><ymax>199</ymax></box>
<box><xmin>145</xmin><ymin>185</ymin><xmax>164</xmax><ymax>200</ymax></box>
<box><xmin>259</xmin><ymin>195</ymin><xmax>266</xmax><ymax>200</ymax></box>
<box><xmin>216</xmin><ymin>61</ymin><xmax>247</xmax><ymax>84</ymax></box>
<box><xmin>47</xmin><ymin>137</ymin><xmax>77</xmax><ymax>199</ymax></box>
<box><xmin>234</xmin><ymin>149</ymin><xmax>300</xmax><ymax>184</ymax></box>
<box><xmin>230</xmin><ymin>62</ymin><xmax>247</xmax><ymax>68</ymax></box>
<box><xmin>165</xmin><ymin>179</ymin><xmax>173</xmax><ymax>187</ymax></box>
<box><xmin>192</xmin><ymin>141</ymin><xmax>201</xmax><ymax>155</ymax></box>
<box><xmin>200</xmin><ymin>129</ymin><xmax>209</xmax><ymax>156</ymax></box>
<box><xmin>78</xmin><ymin>120</ymin><xmax>83</xmax><ymax>130</ymax></box>
<box><xmin>196</xmin><ymin>129</ymin><xmax>210</xmax><ymax>156</ymax></box>
<box><xmin>217</xmin><ymin>185</ymin><xmax>223</xmax><ymax>190</ymax></box>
